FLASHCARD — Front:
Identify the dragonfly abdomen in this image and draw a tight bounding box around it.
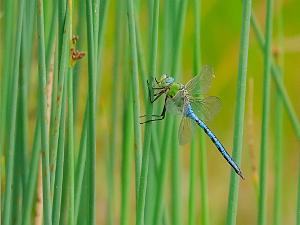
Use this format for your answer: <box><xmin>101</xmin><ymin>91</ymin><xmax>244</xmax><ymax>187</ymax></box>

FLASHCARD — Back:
<box><xmin>185</xmin><ymin>105</ymin><xmax>244</xmax><ymax>179</ymax></box>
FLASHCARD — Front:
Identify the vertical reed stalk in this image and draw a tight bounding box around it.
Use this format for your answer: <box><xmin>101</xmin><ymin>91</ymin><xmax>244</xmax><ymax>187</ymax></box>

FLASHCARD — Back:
<box><xmin>85</xmin><ymin>0</ymin><xmax>96</xmax><ymax>224</ymax></box>
<box><xmin>152</xmin><ymin>1</ymin><xmax>188</xmax><ymax>224</ymax></box>
<box><xmin>49</xmin><ymin>0</ymin><xmax>70</xmax><ymax>193</ymax></box>
<box><xmin>37</xmin><ymin>0</ymin><xmax>53</xmax><ymax>223</ymax></box>
<box><xmin>2</xmin><ymin>0</ymin><xmax>25</xmax><ymax>224</ymax></box>
<box><xmin>52</xmin><ymin>83</ymin><xmax>67</xmax><ymax>225</ymax></box>
<box><xmin>258</xmin><ymin>0</ymin><xmax>273</xmax><ymax>224</ymax></box>
<box><xmin>226</xmin><ymin>0</ymin><xmax>252</xmax><ymax>224</ymax></box>
<box><xmin>107</xmin><ymin>1</ymin><xmax>123</xmax><ymax>224</ymax></box>
<box><xmin>273</xmin><ymin>1</ymin><xmax>284</xmax><ymax>224</ymax></box>
<box><xmin>250</xmin><ymin>16</ymin><xmax>300</xmax><ymax>140</ymax></box>
<box><xmin>127</xmin><ymin>0</ymin><xmax>143</xmax><ymax>199</ymax></box>
<box><xmin>120</xmin><ymin>81</ymin><xmax>133</xmax><ymax>225</ymax></box>
<box><xmin>136</xmin><ymin>0</ymin><xmax>159</xmax><ymax>225</ymax></box>
<box><xmin>66</xmin><ymin>1</ymin><xmax>75</xmax><ymax>225</ymax></box>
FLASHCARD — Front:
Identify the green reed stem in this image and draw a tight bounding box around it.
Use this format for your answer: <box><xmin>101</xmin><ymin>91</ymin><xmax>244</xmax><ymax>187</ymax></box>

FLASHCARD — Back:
<box><xmin>152</xmin><ymin>1</ymin><xmax>188</xmax><ymax>224</ymax></box>
<box><xmin>50</xmin><ymin>0</ymin><xmax>70</xmax><ymax>193</ymax></box>
<box><xmin>75</xmin><ymin>107</ymin><xmax>87</xmax><ymax>225</ymax></box>
<box><xmin>188</xmin><ymin>140</ymin><xmax>196</xmax><ymax>225</ymax></box>
<box><xmin>226</xmin><ymin>0</ymin><xmax>252</xmax><ymax>224</ymax></box>
<box><xmin>52</xmin><ymin>83</ymin><xmax>67</xmax><ymax>225</ymax></box>
<box><xmin>191</xmin><ymin>0</ymin><xmax>208</xmax><ymax>224</ymax></box>
<box><xmin>85</xmin><ymin>0</ymin><xmax>96</xmax><ymax>224</ymax></box>
<box><xmin>106</xmin><ymin>1</ymin><xmax>123</xmax><ymax>224</ymax></box>
<box><xmin>273</xmin><ymin>2</ymin><xmax>284</xmax><ymax>224</ymax></box>
<box><xmin>126</xmin><ymin>0</ymin><xmax>143</xmax><ymax>210</ymax></box>
<box><xmin>257</xmin><ymin>0</ymin><xmax>273</xmax><ymax>224</ymax></box>
<box><xmin>0</xmin><ymin>0</ymin><xmax>14</xmax><ymax>155</ymax></box>
<box><xmin>120</xmin><ymin>83</ymin><xmax>133</xmax><ymax>225</ymax></box>
<box><xmin>250</xmin><ymin>15</ymin><xmax>300</xmax><ymax>140</ymax></box>
<box><xmin>22</xmin><ymin>121</ymin><xmax>40</xmax><ymax>225</ymax></box>
<box><xmin>37</xmin><ymin>0</ymin><xmax>53</xmax><ymax>223</ymax></box>
<box><xmin>136</xmin><ymin>0</ymin><xmax>159</xmax><ymax>225</ymax></box>
<box><xmin>171</xmin><ymin>128</ymin><xmax>181</xmax><ymax>225</ymax></box>
<box><xmin>67</xmin><ymin>68</ymin><xmax>75</xmax><ymax>225</ymax></box>
<box><xmin>2</xmin><ymin>0</ymin><xmax>25</xmax><ymax>224</ymax></box>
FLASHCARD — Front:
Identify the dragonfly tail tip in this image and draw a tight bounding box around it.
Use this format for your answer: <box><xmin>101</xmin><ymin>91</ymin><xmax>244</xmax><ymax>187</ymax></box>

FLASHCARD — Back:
<box><xmin>239</xmin><ymin>171</ymin><xmax>245</xmax><ymax>180</ymax></box>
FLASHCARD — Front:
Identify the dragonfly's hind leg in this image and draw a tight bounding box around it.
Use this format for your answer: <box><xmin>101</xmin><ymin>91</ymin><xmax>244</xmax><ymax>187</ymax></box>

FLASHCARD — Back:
<box><xmin>140</xmin><ymin>96</ymin><xmax>167</xmax><ymax>124</ymax></box>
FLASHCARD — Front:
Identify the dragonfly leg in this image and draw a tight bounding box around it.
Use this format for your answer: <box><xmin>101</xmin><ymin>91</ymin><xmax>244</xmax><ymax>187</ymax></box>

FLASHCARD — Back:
<box><xmin>140</xmin><ymin>96</ymin><xmax>167</xmax><ymax>124</ymax></box>
<box><xmin>147</xmin><ymin>80</ymin><xmax>168</xmax><ymax>103</ymax></box>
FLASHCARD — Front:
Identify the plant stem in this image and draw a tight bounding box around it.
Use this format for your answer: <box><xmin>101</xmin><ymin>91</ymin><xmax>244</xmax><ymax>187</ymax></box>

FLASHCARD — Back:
<box><xmin>37</xmin><ymin>0</ymin><xmax>53</xmax><ymax>223</ymax></box>
<box><xmin>152</xmin><ymin>1</ymin><xmax>188</xmax><ymax>224</ymax></box>
<box><xmin>250</xmin><ymin>15</ymin><xmax>300</xmax><ymax>140</ymax></box>
<box><xmin>127</xmin><ymin>0</ymin><xmax>143</xmax><ymax>197</ymax></box>
<box><xmin>107</xmin><ymin>0</ymin><xmax>123</xmax><ymax>224</ymax></box>
<box><xmin>2</xmin><ymin>0</ymin><xmax>25</xmax><ymax>224</ymax></box>
<box><xmin>273</xmin><ymin>1</ymin><xmax>284</xmax><ymax>224</ymax></box>
<box><xmin>85</xmin><ymin>0</ymin><xmax>96</xmax><ymax>224</ymax></box>
<box><xmin>258</xmin><ymin>0</ymin><xmax>273</xmax><ymax>224</ymax></box>
<box><xmin>226</xmin><ymin>0</ymin><xmax>252</xmax><ymax>224</ymax></box>
<box><xmin>136</xmin><ymin>0</ymin><xmax>160</xmax><ymax>224</ymax></box>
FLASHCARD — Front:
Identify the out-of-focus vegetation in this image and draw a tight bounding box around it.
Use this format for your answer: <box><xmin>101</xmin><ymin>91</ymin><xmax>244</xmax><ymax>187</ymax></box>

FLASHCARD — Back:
<box><xmin>0</xmin><ymin>0</ymin><xmax>300</xmax><ymax>225</ymax></box>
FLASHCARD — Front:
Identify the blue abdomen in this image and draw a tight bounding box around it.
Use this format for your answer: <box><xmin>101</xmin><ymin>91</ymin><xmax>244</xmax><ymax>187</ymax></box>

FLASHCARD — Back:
<box><xmin>185</xmin><ymin>104</ymin><xmax>243</xmax><ymax>178</ymax></box>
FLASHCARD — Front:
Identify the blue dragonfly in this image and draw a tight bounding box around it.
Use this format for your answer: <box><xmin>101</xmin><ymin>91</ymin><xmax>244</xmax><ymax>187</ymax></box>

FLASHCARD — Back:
<box><xmin>141</xmin><ymin>65</ymin><xmax>244</xmax><ymax>179</ymax></box>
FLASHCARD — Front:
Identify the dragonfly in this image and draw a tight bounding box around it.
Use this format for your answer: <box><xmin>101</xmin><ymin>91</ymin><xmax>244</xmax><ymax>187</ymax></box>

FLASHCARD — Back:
<box><xmin>140</xmin><ymin>65</ymin><xmax>244</xmax><ymax>179</ymax></box>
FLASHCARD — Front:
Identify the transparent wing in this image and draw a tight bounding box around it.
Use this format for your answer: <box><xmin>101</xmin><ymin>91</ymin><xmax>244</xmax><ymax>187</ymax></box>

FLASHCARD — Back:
<box><xmin>165</xmin><ymin>90</ymin><xmax>185</xmax><ymax>115</ymax></box>
<box><xmin>185</xmin><ymin>65</ymin><xmax>215</xmax><ymax>96</ymax></box>
<box><xmin>189</xmin><ymin>96</ymin><xmax>222</xmax><ymax>121</ymax></box>
<box><xmin>178</xmin><ymin>113</ymin><xmax>194</xmax><ymax>145</ymax></box>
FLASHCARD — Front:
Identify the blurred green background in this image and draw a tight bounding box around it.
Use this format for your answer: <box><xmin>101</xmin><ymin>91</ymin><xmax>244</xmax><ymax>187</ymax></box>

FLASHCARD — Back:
<box><xmin>1</xmin><ymin>0</ymin><xmax>300</xmax><ymax>224</ymax></box>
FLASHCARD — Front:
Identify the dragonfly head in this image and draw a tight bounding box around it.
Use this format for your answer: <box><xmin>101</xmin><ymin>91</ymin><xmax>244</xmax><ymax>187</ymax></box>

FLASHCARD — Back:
<box><xmin>156</xmin><ymin>74</ymin><xmax>175</xmax><ymax>87</ymax></box>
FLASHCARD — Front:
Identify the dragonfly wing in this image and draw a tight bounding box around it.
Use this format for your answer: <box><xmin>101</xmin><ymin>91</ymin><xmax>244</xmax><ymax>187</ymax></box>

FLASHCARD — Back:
<box><xmin>185</xmin><ymin>65</ymin><xmax>215</xmax><ymax>96</ymax></box>
<box><xmin>166</xmin><ymin>90</ymin><xmax>185</xmax><ymax>115</ymax></box>
<box><xmin>190</xmin><ymin>96</ymin><xmax>222</xmax><ymax>121</ymax></box>
<box><xmin>178</xmin><ymin>115</ymin><xmax>193</xmax><ymax>145</ymax></box>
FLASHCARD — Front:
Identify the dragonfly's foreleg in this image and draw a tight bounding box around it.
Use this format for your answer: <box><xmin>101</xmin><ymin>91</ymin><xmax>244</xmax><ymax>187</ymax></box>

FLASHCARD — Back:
<box><xmin>140</xmin><ymin>96</ymin><xmax>167</xmax><ymax>124</ymax></box>
<box><xmin>147</xmin><ymin>80</ymin><xmax>168</xmax><ymax>103</ymax></box>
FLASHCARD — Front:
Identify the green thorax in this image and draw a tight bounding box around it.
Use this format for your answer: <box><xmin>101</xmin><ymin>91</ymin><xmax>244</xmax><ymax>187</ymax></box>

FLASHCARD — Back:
<box><xmin>167</xmin><ymin>82</ymin><xmax>183</xmax><ymax>98</ymax></box>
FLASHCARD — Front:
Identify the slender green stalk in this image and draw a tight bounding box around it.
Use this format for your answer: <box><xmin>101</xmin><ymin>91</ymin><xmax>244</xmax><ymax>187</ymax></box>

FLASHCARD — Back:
<box><xmin>257</xmin><ymin>0</ymin><xmax>273</xmax><ymax>224</ymax></box>
<box><xmin>134</xmin><ymin>7</ymin><xmax>162</xmax><ymax>224</ymax></box>
<box><xmin>152</xmin><ymin>1</ymin><xmax>188</xmax><ymax>224</ymax></box>
<box><xmin>2</xmin><ymin>0</ymin><xmax>25</xmax><ymax>224</ymax></box>
<box><xmin>0</xmin><ymin>0</ymin><xmax>14</xmax><ymax>153</ymax></box>
<box><xmin>120</xmin><ymin>83</ymin><xmax>133</xmax><ymax>225</ymax></box>
<box><xmin>106</xmin><ymin>1</ymin><xmax>123</xmax><ymax>224</ymax></box>
<box><xmin>74</xmin><ymin>109</ymin><xmax>87</xmax><ymax>225</ymax></box>
<box><xmin>67</xmin><ymin>1</ymin><xmax>75</xmax><ymax>225</ymax></box>
<box><xmin>127</xmin><ymin>0</ymin><xmax>143</xmax><ymax>201</ymax></box>
<box><xmin>45</xmin><ymin>0</ymin><xmax>58</xmax><ymax>76</ymax></box>
<box><xmin>37</xmin><ymin>0</ymin><xmax>53</xmax><ymax>223</ymax></box>
<box><xmin>250</xmin><ymin>15</ymin><xmax>300</xmax><ymax>140</ymax></box>
<box><xmin>136</xmin><ymin>0</ymin><xmax>159</xmax><ymax>225</ymax></box>
<box><xmin>171</xmin><ymin>128</ymin><xmax>181</xmax><ymax>225</ymax></box>
<box><xmin>273</xmin><ymin>2</ymin><xmax>284</xmax><ymax>224</ymax></box>
<box><xmin>12</xmin><ymin>129</ymin><xmax>23</xmax><ymax>225</ymax></box>
<box><xmin>67</xmin><ymin>68</ymin><xmax>75</xmax><ymax>225</ymax></box>
<box><xmin>85</xmin><ymin>0</ymin><xmax>96</xmax><ymax>224</ymax></box>
<box><xmin>199</xmin><ymin>134</ymin><xmax>209</xmax><ymax>225</ymax></box>
<box><xmin>191</xmin><ymin>0</ymin><xmax>208</xmax><ymax>224</ymax></box>
<box><xmin>226</xmin><ymin>0</ymin><xmax>252</xmax><ymax>224</ymax></box>
<box><xmin>22</xmin><ymin>121</ymin><xmax>41</xmax><ymax>225</ymax></box>
<box><xmin>52</xmin><ymin>83</ymin><xmax>67</xmax><ymax>225</ymax></box>
<box><xmin>50</xmin><ymin>0</ymin><xmax>70</xmax><ymax>193</ymax></box>
<box><xmin>73</xmin><ymin>0</ymin><xmax>85</xmax><ymax>115</ymax></box>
